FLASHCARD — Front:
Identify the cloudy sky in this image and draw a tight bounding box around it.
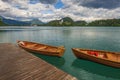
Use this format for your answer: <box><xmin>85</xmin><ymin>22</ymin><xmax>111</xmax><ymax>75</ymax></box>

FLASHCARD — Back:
<box><xmin>0</xmin><ymin>0</ymin><xmax>120</xmax><ymax>22</ymax></box>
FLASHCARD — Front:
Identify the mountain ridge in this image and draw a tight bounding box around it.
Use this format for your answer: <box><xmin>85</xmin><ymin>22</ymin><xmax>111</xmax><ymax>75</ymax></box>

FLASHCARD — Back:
<box><xmin>0</xmin><ymin>16</ymin><xmax>120</xmax><ymax>26</ymax></box>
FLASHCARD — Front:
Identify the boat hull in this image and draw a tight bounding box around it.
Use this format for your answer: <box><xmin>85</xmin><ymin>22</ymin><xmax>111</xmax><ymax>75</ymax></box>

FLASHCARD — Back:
<box><xmin>17</xmin><ymin>41</ymin><xmax>65</xmax><ymax>57</ymax></box>
<box><xmin>72</xmin><ymin>48</ymin><xmax>120</xmax><ymax>68</ymax></box>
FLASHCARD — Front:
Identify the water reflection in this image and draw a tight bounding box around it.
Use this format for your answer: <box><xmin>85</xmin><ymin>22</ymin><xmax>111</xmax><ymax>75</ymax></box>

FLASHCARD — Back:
<box><xmin>33</xmin><ymin>53</ymin><xmax>65</xmax><ymax>67</ymax></box>
<box><xmin>72</xmin><ymin>59</ymin><xmax>120</xmax><ymax>79</ymax></box>
<box><xmin>0</xmin><ymin>27</ymin><xmax>120</xmax><ymax>80</ymax></box>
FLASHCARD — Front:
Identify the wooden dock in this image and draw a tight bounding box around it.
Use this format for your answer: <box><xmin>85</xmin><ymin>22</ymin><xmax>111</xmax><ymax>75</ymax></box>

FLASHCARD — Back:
<box><xmin>0</xmin><ymin>43</ymin><xmax>77</xmax><ymax>80</ymax></box>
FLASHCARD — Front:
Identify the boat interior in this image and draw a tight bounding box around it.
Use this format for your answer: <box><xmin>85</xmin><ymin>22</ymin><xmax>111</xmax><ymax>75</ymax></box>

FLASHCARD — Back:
<box><xmin>18</xmin><ymin>41</ymin><xmax>59</xmax><ymax>52</ymax></box>
<box><xmin>78</xmin><ymin>49</ymin><xmax>120</xmax><ymax>62</ymax></box>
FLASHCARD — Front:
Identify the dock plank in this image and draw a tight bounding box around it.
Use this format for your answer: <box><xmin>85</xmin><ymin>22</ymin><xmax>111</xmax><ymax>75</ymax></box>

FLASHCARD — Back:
<box><xmin>0</xmin><ymin>43</ymin><xmax>77</xmax><ymax>80</ymax></box>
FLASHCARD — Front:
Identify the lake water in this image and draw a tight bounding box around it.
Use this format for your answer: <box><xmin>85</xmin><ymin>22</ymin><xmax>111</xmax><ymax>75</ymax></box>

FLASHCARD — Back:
<box><xmin>0</xmin><ymin>26</ymin><xmax>120</xmax><ymax>80</ymax></box>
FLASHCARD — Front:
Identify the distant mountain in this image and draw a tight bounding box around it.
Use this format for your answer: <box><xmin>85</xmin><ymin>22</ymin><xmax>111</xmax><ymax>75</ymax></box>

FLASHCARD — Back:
<box><xmin>1</xmin><ymin>17</ymin><xmax>30</xmax><ymax>26</ymax></box>
<box><xmin>0</xmin><ymin>16</ymin><xmax>120</xmax><ymax>26</ymax></box>
<box><xmin>29</xmin><ymin>19</ymin><xmax>44</xmax><ymax>26</ymax></box>
<box><xmin>0</xmin><ymin>16</ymin><xmax>44</xmax><ymax>26</ymax></box>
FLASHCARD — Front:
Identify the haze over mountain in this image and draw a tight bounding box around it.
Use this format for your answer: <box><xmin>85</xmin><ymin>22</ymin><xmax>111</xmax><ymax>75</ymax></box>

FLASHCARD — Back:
<box><xmin>0</xmin><ymin>16</ymin><xmax>44</xmax><ymax>26</ymax></box>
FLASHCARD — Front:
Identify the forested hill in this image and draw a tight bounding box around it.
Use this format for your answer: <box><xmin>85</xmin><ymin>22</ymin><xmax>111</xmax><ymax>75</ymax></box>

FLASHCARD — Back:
<box><xmin>88</xmin><ymin>19</ymin><xmax>120</xmax><ymax>26</ymax></box>
<box><xmin>0</xmin><ymin>17</ymin><xmax>8</xmax><ymax>26</ymax></box>
<box><xmin>46</xmin><ymin>17</ymin><xmax>120</xmax><ymax>26</ymax></box>
<box><xmin>46</xmin><ymin>17</ymin><xmax>87</xmax><ymax>26</ymax></box>
<box><xmin>0</xmin><ymin>16</ymin><xmax>120</xmax><ymax>26</ymax></box>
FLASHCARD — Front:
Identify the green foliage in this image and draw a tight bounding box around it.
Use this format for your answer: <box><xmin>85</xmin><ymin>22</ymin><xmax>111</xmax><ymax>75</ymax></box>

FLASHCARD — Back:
<box><xmin>88</xmin><ymin>19</ymin><xmax>120</xmax><ymax>26</ymax></box>
<box><xmin>74</xmin><ymin>21</ymin><xmax>87</xmax><ymax>26</ymax></box>
<box><xmin>47</xmin><ymin>17</ymin><xmax>86</xmax><ymax>26</ymax></box>
<box><xmin>0</xmin><ymin>18</ymin><xmax>8</xmax><ymax>26</ymax></box>
<box><xmin>62</xmin><ymin>17</ymin><xmax>74</xmax><ymax>26</ymax></box>
<box><xmin>47</xmin><ymin>17</ymin><xmax>74</xmax><ymax>26</ymax></box>
<box><xmin>46</xmin><ymin>18</ymin><xmax>120</xmax><ymax>26</ymax></box>
<box><xmin>47</xmin><ymin>20</ymin><xmax>60</xmax><ymax>26</ymax></box>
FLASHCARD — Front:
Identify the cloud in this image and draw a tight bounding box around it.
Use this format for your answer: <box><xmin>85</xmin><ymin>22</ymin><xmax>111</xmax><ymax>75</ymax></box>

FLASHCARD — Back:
<box><xmin>80</xmin><ymin>0</ymin><xmax>120</xmax><ymax>9</ymax></box>
<box><xmin>1</xmin><ymin>0</ymin><xmax>29</xmax><ymax>10</ymax></box>
<box><xmin>0</xmin><ymin>0</ymin><xmax>56</xmax><ymax>21</ymax></box>
<box><xmin>0</xmin><ymin>0</ymin><xmax>120</xmax><ymax>22</ymax></box>
<box><xmin>39</xmin><ymin>0</ymin><xmax>58</xmax><ymax>4</ymax></box>
<box><xmin>63</xmin><ymin>0</ymin><xmax>120</xmax><ymax>9</ymax></box>
<box><xmin>2</xmin><ymin>0</ymin><xmax>58</xmax><ymax>5</ymax></box>
<box><xmin>61</xmin><ymin>0</ymin><xmax>120</xmax><ymax>21</ymax></box>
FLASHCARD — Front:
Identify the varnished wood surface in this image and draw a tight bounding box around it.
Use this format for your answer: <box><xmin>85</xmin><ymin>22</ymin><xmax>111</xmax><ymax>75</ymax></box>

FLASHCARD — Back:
<box><xmin>0</xmin><ymin>43</ymin><xmax>77</xmax><ymax>80</ymax></box>
<box><xmin>72</xmin><ymin>48</ymin><xmax>120</xmax><ymax>68</ymax></box>
<box><xmin>17</xmin><ymin>41</ymin><xmax>65</xmax><ymax>57</ymax></box>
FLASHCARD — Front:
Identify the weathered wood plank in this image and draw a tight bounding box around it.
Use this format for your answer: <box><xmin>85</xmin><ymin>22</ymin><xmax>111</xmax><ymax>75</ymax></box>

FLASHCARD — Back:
<box><xmin>0</xmin><ymin>43</ymin><xmax>77</xmax><ymax>80</ymax></box>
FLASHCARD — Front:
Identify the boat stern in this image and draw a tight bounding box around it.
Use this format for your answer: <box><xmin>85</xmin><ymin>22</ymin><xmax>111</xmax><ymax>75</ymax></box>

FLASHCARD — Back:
<box><xmin>58</xmin><ymin>46</ymin><xmax>65</xmax><ymax>57</ymax></box>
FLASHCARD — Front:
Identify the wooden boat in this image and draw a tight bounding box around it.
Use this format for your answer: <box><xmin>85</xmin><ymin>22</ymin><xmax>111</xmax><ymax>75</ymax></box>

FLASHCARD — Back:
<box><xmin>72</xmin><ymin>48</ymin><xmax>120</xmax><ymax>68</ymax></box>
<box><xmin>17</xmin><ymin>41</ymin><xmax>65</xmax><ymax>57</ymax></box>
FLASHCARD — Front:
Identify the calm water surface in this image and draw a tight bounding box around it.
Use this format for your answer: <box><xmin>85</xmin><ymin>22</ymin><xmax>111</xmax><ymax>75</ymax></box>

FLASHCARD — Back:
<box><xmin>0</xmin><ymin>26</ymin><xmax>120</xmax><ymax>80</ymax></box>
